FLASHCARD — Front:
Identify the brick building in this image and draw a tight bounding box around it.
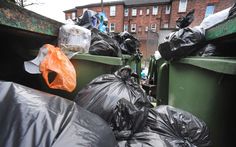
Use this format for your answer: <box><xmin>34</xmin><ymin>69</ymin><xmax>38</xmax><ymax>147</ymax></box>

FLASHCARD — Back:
<box><xmin>64</xmin><ymin>0</ymin><xmax>235</xmax><ymax>59</ymax></box>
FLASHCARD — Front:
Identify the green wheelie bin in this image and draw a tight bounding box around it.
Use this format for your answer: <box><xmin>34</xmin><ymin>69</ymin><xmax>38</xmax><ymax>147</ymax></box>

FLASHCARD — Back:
<box><xmin>168</xmin><ymin>57</ymin><xmax>236</xmax><ymax>147</ymax></box>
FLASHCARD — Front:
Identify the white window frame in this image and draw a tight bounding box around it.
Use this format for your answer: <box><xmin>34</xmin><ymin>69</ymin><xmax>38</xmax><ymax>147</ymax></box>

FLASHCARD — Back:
<box><xmin>124</xmin><ymin>8</ymin><xmax>129</xmax><ymax>16</ymax></box>
<box><xmin>205</xmin><ymin>5</ymin><xmax>215</xmax><ymax>18</ymax></box>
<box><xmin>163</xmin><ymin>23</ymin><xmax>169</xmax><ymax>28</ymax></box>
<box><xmin>165</xmin><ymin>5</ymin><xmax>171</xmax><ymax>14</ymax></box>
<box><xmin>151</xmin><ymin>24</ymin><xmax>156</xmax><ymax>32</ymax></box>
<box><xmin>131</xmin><ymin>24</ymin><xmax>136</xmax><ymax>32</ymax></box>
<box><xmin>132</xmin><ymin>8</ymin><xmax>137</xmax><ymax>16</ymax></box>
<box><xmin>110</xmin><ymin>23</ymin><xmax>115</xmax><ymax>32</ymax></box>
<box><xmin>178</xmin><ymin>0</ymin><xmax>188</xmax><ymax>12</ymax></box>
<box><xmin>146</xmin><ymin>8</ymin><xmax>150</xmax><ymax>15</ymax></box>
<box><xmin>83</xmin><ymin>8</ymin><xmax>88</xmax><ymax>13</ymax></box>
<box><xmin>138</xmin><ymin>26</ymin><xmax>142</xmax><ymax>32</ymax></box>
<box><xmin>145</xmin><ymin>26</ymin><xmax>149</xmax><ymax>32</ymax></box>
<box><xmin>152</xmin><ymin>6</ymin><xmax>158</xmax><ymax>15</ymax></box>
<box><xmin>139</xmin><ymin>9</ymin><xmax>143</xmax><ymax>15</ymax></box>
<box><xmin>72</xmin><ymin>12</ymin><xmax>76</xmax><ymax>20</ymax></box>
<box><xmin>124</xmin><ymin>24</ymin><xmax>128</xmax><ymax>32</ymax></box>
<box><xmin>110</xmin><ymin>6</ymin><xmax>116</xmax><ymax>16</ymax></box>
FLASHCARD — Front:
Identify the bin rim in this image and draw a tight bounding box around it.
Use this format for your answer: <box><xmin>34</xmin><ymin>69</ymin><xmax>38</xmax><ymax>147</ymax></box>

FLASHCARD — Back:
<box><xmin>72</xmin><ymin>53</ymin><xmax>124</xmax><ymax>65</ymax></box>
<box><xmin>174</xmin><ymin>57</ymin><xmax>236</xmax><ymax>75</ymax></box>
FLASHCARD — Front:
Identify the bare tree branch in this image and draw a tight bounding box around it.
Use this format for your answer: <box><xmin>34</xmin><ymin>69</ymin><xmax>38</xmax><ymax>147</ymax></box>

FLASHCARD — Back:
<box><xmin>14</xmin><ymin>0</ymin><xmax>44</xmax><ymax>8</ymax></box>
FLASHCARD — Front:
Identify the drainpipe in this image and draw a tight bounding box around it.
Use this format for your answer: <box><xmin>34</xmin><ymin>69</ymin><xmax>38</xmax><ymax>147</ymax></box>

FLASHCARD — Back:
<box><xmin>101</xmin><ymin>0</ymin><xmax>104</xmax><ymax>12</ymax></box>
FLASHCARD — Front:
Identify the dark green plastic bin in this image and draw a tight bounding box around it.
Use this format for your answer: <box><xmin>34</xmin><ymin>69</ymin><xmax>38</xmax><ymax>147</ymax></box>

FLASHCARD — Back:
<box><xmin>167</xmin><ymin>57</ymin><xmax>236</xmax><ymax>147</ymax></box>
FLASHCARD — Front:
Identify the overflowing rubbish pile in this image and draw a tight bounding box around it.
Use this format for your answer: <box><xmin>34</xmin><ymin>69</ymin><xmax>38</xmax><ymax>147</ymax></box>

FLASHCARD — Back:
<box><xmin>5</xmin><ymin>4</ymin><xmax>235</xmax><ymax>146</ymax></box>
<box><xmin>74</xmin><ymin>67</ymin><xmax>212</xmax><ymax>147</ymax></box>
<box><xmin>0</xmin><ymin>66</ymin><xmax>212</xmax><ymax>147</ymax></box>
<box><xmin>23</xmin><ymin>9</ymin><xmax>142</xmax><ymax>93</ymax></box>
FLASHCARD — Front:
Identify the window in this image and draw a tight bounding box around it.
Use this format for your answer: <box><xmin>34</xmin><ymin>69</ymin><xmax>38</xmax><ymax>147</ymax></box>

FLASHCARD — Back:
<box><xmin>152</xmin><ymin>6</ymin><xmax>158</xmax><ymax>15</ymax></box>
<box><xmin>178</xmin><ymin>0</ymin><xmax>188</xmax><ymax>12</ymax></box>
<box><xmin>132</xmin><ymin>8</ymin><xmax>137</xmax><ymax>16</ymax></box>
<box><xmin>146</xmin><ymin>8</ymin><xmax>150</xmax><ymax>15</ymax></box>
<box><xmin>151</xmin><ymin>24</ymin><xmax>156</xmax><ymax>32</ymax></box>
<box><xmin>124</xmin><ymin>24</ymin><xmax>128</xmax><ymax>31</ymax></box>
<box><xmin>145</xmin><ymin>26</ymin><xmax>149</xmax><ymax>32</ymax></box>
<box><xmin>138</xmin><ymin>26</ymin><xmax>142</xmax><ymax>32</ymax></box>
<box><xmin>131</xmin><ymin>24</ymin><xmax>136</xmax><ymax>32</ymax></box>
<box><xmin>139</xmin><ymin>9</ymin><xmax>143</xmax><ymax>15</ymax></box>
<box><xmin>165</xmin><ymin>5</ymin><xmax>171</xmax><ymax>14</ymax></box>
<box><xmin>72</xmin><ymin>12</ymin><xmax>76</xmax><ymax>20</ymax></box>
<box><xmin>163</xmin><ymin>23</ymin><xmax>169</xmax><ymax>28</ymax></box>
<box><xmin>124</xmin><ymin>8</ymin><xmax>129</xmax><ymax>16</ymax></box>
<box><xmin>83</xmin><ymin>8</ymin><xmax>88</xmax><ymax>13</ymax></box>
<box><xmin>110</xmin><ymin>23</ymin><xmax>115</xmax><ymax>32</ymax></box>
<box><xmin>110</xmin><ymin>6</ymin><xmax>116</xmax><ymax>16</ymax></box>
<box><xmin>205</xmin><ymin>5</ymin><xmax>215</xmax><ymax>18</ymax></box>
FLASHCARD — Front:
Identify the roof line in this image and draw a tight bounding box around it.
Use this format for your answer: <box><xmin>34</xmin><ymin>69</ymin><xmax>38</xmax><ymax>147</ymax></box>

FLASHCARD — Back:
<box><xmin>75</xmin><ymin>1</ymin><xmax>124</xmax><ymax>8</ymax></box>
<box><xmin>64</xmin><ymin>0</ymin><xmax>172</xmax><ymax>12</ymax></box>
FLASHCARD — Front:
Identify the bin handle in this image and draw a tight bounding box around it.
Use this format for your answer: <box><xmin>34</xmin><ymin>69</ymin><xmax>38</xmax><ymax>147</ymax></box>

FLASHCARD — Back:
<box><xmin>157</xmin><ymin>62</ymin><xmax>169</xmax><ymax>105</ymax></box>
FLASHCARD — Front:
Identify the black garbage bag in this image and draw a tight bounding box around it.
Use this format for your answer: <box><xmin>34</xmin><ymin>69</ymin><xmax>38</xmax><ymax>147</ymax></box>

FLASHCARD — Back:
<box><xmin>0</xmin><ymin>81</ymin><xmax>117</xmax><ymax>147</ymax></box>
<box><xmin>118</xmin><ymin>132</ymin><xmax>169</xmax><ymax>147</ymax></box>
<box><xmin>176</xmin><ymin>9</ymin><xmax>195</xmax><ymax>28</ymax></box>
<box><xmin>74</xmin><ymin>66</ymin><xmax>152</xmax><ymax>122</ymax></box>
<box><xmin>143</xmin><ymin>105</ymin><xmax>212</xmax><ymax>147</ymax></box>
<box><xmin>158</xmin><ymin>27</ymin><xmax>205</xmax><ymax>61</ymax></box>
<box><xmin>111</xmin><ymin>99</ymin><xmax>149</xmax><ymax>139</ymax></box>
<box><xmin>194</xmin><ymin>44</ymin><xmax>217</xmax><ymax>57</ymax></box>
<box><xmin>228</xmin><ymin>2</ymin><xmax>236</xmax><ymax>19</ymax></box>
<box><xmin>76</xmin><ymin>10</ymin><xmax>99</xmax><ymax>29</ymax></box>
<box><xmin>114</xmin><ymin>31</ymin><xmax>140</xmax><ymax>55</ymax></box>
<box><xmin>89</xmin><ymin>28</ymin><xmax>121</xmax><ymax>57</ymax></box>
<box><xmin>114</xmin><ymin>104</ymin><xmax>211</xmax><ymax>147</ymax></box>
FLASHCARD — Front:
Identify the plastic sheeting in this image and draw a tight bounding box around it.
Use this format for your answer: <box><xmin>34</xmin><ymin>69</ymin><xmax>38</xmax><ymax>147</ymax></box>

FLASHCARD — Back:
<box><xmin>58</xmin><ymin>24</ymin><xmax>91</xmax><ymax>58</ymax></box>
<box><xmin>74</xmin><ymin>66</ymin><xmax>152</xmax><ymax>122</ymax></box>
<box><xmin>0</xmin><ymin>81</ymin><xmax>117</xmax><ymax>147</ymax></box>
<box><xmin>200</xmin><ymin>7</ymin><xmax>231</xmax><ymax>30</ymax></box>
<box><xmin>158</xmin><ymin>27</ymin><xmax>205</xmax><ymax>61</ymax></box>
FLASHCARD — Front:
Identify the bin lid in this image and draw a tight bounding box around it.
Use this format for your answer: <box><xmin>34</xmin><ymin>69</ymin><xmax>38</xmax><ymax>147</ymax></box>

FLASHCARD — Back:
<box><xmin>206</xmin><ymin>16</ymin><xmax>236</xmax><ymax>41</ymax></box>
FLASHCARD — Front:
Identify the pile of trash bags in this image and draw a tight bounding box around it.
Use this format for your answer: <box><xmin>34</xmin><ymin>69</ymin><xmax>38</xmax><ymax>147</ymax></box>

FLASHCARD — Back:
<box><xmin>24</xmin><ymin>9</ymin><xmax>142</xmax><ymax>92</ymax></box>
<box><xmin>74</xmin><ymin>66</ymin><xmax>152</xmax><ymax>122</ymax></box>
<box><xmin>74</xmin><ymin>67</ymin><xmax>212</xmax><ymax>147</ymax></box>
<box><xmin>58</xmin><ymin>9</ymin><xmax>142</xmax><ymax>58</ymax></box>
<box><xmin>0</xmin><ymin>66</ymin><xmax>212</xmax><ymax>147</ymax></box>
<box><xmin>0</xmin><ymin>81</ymin><xmax>117</xmax><ymax>147</ymax></box>
<box><xmin>159</xmin><ymin>3</ymin><xmax>236</xmax><ymax>61</ymax></box>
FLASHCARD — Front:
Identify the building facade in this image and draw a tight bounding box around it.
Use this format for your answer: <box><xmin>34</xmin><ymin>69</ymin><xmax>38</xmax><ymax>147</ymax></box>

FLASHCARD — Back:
<box><xmin>64</xmin><ymin>0</ymin><xmax>235</xmax><ymax>59</ymax></box>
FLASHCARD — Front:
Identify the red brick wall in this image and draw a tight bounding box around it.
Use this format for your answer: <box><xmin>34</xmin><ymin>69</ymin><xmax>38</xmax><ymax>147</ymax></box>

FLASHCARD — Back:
<box><xmin>123</xmin><ymin>4</ymin><xmax>171</xmax><ymax>56</ymax></box>
<box><xmin>170</xmin><ymin>0</ymin><xmax>235</xmax><ymax>28</ymax></box>
<box><xmin>169</xmin><ymin>0</ymin><xmax>195</xmax><ymax>28</ymax></box>
<box><xmin>124</xmin><ymin>4</ymin><xmax>170</xmax><ymax>37</ymax></box>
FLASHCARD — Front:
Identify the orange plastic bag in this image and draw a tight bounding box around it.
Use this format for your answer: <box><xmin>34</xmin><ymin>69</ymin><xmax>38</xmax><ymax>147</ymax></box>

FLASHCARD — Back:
<box><xmin>39</xmin><ymin>44</ymin><xmax>76</xmax><ymax>92</ymax></box>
